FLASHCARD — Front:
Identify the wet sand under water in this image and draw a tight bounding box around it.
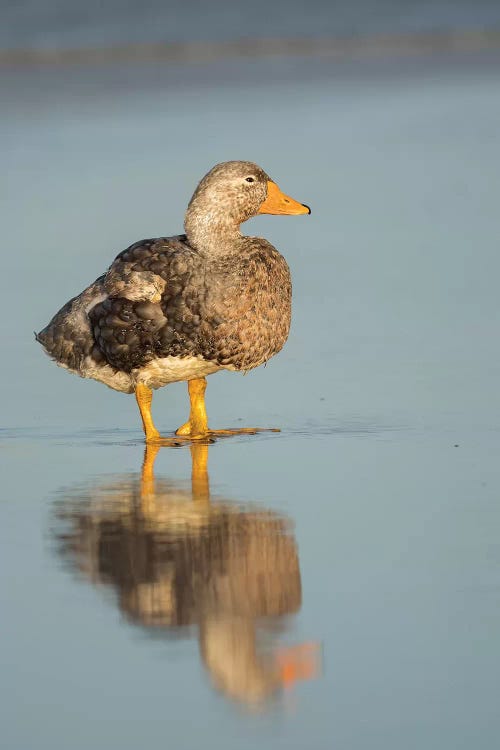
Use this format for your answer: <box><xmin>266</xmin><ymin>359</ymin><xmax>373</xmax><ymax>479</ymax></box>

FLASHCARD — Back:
<box><xmin>1</xmin><ymin>50</ymin><xmax>500</xmax><ymax>749</ymax></box>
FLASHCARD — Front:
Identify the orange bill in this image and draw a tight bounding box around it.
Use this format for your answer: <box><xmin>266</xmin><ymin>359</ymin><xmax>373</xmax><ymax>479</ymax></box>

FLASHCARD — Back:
<box><xmin>258</xmin><ymin>180</ymin><xmax>311</xmax><ymax>215</ymax></box>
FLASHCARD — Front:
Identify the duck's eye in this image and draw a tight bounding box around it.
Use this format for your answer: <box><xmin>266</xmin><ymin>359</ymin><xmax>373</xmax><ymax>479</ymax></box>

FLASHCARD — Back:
<box><xmin>245</xmin><ymin>177</ymin><xmax>255</xmax><ymax>183</ymax></box>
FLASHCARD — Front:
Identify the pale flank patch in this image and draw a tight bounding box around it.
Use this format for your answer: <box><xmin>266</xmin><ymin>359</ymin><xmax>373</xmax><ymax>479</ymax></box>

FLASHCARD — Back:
<box><xmin>81</xmin><ymin>357</ymin><xmax>135</xmax><ymax>393</ymax></box>
<box><xmin>134</xmin><ymin>356</ymin><xmax>223</xmax><ymax>390</ymax></box>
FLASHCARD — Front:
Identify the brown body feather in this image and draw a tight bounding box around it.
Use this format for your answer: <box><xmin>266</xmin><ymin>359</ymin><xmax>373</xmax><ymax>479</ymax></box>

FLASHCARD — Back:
<box><xmin>37</xmin><ymin>233</ymin><xmax>291</xmax><ymax>391</ymax></box>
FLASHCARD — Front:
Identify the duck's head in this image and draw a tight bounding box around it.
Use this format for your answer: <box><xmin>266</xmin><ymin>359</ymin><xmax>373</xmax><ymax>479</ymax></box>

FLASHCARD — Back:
<box><xmin>185</xmin><ymin>161</ymin><xmax>310</xmax><ymax>249</ymax></box>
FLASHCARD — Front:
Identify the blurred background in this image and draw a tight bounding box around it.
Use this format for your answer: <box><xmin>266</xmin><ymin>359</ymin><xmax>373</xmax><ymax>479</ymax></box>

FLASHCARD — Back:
<box><xmin>2</xmin><ymin>2</ymin><xmax>500</xmax><ymax>750</ymax></box>
<box><xmin>2</xmin><ymin>0</ymin><xmax>500</xmax><ymax>53</ymax></box>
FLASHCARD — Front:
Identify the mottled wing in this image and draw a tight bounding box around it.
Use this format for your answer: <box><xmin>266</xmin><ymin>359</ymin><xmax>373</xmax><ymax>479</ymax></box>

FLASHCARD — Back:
<box><xmin>89</xmin><ymin>236</ymin><xmax>205</xmax><ymax>372</ymax></box>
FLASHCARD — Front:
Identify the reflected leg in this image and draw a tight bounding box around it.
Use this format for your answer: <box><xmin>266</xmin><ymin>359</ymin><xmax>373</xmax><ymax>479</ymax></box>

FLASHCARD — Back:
<box><xmin>190</xmin><ymin>442</ymin><xmax>210</xmax><ymax>502</ymax></box>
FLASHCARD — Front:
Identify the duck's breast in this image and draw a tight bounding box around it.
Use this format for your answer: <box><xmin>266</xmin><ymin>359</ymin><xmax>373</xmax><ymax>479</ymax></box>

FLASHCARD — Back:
<box><xmin>199</xmin><ymin>242</ymin><xmax>292</xmax><ymax>372</ymax></box>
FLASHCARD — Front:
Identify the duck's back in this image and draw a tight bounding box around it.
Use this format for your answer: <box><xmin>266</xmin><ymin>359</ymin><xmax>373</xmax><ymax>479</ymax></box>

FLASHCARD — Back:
<box><xmin>37</xmin><ymin>235</ymin><xmax>291</xmax><ymax>392</ymax></box>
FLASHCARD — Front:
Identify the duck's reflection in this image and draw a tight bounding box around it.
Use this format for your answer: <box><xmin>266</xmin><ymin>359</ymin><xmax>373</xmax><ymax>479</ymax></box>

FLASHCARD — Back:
<box><xmin>53</xmin><ymin>443</ymin><xmax>319</xmax><ymax>706</ymax></box>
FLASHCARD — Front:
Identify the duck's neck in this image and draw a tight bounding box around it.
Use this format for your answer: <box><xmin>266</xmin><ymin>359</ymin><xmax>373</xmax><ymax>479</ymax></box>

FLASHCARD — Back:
<box><xmin>184</xmin><ymin>203</ymin><xmax>243</xmax><ymax>256</ymax></box>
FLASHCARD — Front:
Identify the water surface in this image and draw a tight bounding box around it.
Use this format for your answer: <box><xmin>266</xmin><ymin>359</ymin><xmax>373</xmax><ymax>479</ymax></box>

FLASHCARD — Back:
<box><xmin>2</xmin><ymin>51</ymin><xmax>500</xmax><ymax>748</ymax></box>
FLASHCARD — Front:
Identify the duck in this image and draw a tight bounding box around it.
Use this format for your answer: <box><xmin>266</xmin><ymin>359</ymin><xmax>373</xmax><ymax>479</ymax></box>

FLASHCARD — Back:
<box><xmin>36</xmin><ymin>161</ymin><xmax>310</xmax><ymax>442</ymax></box>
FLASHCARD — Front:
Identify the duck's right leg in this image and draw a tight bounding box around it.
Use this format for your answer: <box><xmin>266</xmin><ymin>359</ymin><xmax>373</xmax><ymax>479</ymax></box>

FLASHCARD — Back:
<box><xmin>135</xmin><ymin>383</ymin><xmax>161</xmax><ymax>443</ymax></box>
<box><xmin>136</xmin><ymin>383</ymin><xmax>192</xmax><ymax>446</ymax></box>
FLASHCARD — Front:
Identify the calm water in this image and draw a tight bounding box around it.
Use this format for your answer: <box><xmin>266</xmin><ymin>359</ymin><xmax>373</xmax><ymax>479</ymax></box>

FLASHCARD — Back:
<box><xmin>2</xmin><ymin>51</ymin><xmax>500</xmax><ymax>748</ymax></box>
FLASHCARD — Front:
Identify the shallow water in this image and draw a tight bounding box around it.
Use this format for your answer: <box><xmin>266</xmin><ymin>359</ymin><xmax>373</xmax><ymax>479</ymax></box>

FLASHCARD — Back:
<box><xmin>2</xmin><ymin>52</ymin><xmax>500</xmax><ymax>748</ymax></box>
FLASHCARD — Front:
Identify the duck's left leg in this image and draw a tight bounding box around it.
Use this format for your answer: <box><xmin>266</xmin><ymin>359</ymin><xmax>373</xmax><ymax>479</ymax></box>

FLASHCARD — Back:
<box><xmin>175</xmin><ymin>377</ymin><xmax>279</xmax><ymax>438</ymax></box>
<box><xmin>175</xmin><ymin>378</ymin><xmax>208</xmax><ymax>437</ymax></box>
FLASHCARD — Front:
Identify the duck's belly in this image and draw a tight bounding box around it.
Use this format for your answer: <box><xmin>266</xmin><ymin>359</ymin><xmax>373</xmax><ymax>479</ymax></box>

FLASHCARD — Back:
<box><xmin>134</xmin><ymin>356</ymin><xmax>225</xmax><ymax>390</ymax></box>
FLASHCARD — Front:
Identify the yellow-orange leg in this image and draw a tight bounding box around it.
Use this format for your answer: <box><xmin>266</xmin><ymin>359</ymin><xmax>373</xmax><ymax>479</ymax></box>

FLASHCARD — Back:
<box><xmin>176</xmin><ymin>377</ymin><xmax>280</xmax><ymax>438</ymax></box>
<box><xmin>135</xmin><ymin>383</ymin><xmax>161</xmax><ymax>443</ymax></box>
<box><xmin>136</xmin><ymin>383</ymin><xmax>189</xmax><ymax>446</ymax></box>
<box><xmin>176</xmin><ymin>378</ymin><xmax>209</xmax><ymax>437</ymax></box>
